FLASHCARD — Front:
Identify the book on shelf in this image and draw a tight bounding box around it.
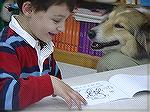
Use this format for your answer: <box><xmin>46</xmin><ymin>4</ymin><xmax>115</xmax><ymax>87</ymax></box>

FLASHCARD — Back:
<box><xmin>73</xmin><ymin>8</ymin><xmax>109</xmax><ymax>23</ymax></box>
<box><xmin>82</xmin><ymin>22</ymin><xmax>88</xmax><ymax>53</ymax></box>
<box><xmin>71</xmin><ymin>74</ymin><xmax>149</xmax><ymax>106</ymax></box>
<box><xmin>64</xmin><ymin>16</ymin><xmax>73</xmax><ymax>51</ymax></box>
<box><xmin>70</xmin><ymin>17</ymin><xmax>77</xmax><ymax>52</ymax></box>
<box><xmin>73</xmin><ymin>16</ymin><xmax>105</xmax><ymax>23</ymax></box>
<box><xmin>53</xmin><ymin>15</ymin><xmax>104</xmax><ymax>57</ymax></box>
<box><xmin>74</xmin><ymin>20</ymin><xmax>80</xmax><ymax>52</ymax></box>
<box><xmin>78</xmin><ymin>21</ymin><xmax>84</xmax><ymax>53</ymax></box>
<box><xmin>74</xmin><ymin>8</ymin><xmax>108</xmax><ymax>17</ymax></box>
<box><xmin>78</xmin><ymin>21</ymin><xmax>103</xmax><ymax>56</ymax></box>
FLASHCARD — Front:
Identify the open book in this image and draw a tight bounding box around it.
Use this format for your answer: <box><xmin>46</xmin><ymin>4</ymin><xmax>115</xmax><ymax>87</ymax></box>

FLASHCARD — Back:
<box><xmin>72</xmin><ymin>74</ymin><xmax>149</xmax><ymax>105</ymax></box>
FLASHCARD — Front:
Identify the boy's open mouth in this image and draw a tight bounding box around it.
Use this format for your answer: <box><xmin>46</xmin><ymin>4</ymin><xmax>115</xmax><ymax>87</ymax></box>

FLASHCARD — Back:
<box><xmin>48</xmin><ymin>32</ymin><xmax>55</xmax><ymax>36</ymax></box>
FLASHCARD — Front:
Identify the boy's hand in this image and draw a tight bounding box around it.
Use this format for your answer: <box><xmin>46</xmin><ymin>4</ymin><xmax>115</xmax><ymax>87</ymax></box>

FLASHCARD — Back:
<box><xmin>50</xmin><ymin>76</ymin><xmax>87</xmax><ymax>110</ymax></box>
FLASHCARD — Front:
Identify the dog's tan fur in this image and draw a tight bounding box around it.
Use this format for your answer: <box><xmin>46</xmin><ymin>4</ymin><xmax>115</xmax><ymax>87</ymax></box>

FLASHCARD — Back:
<box><xmin>88</xmin><ymin>6</ymin><xmax>150</xmax><ymax>72</ymax></box>
<box><xmin>89</xmin><ymin>6</ymin><xmax>150</xmax><ymax>59</ymax></box>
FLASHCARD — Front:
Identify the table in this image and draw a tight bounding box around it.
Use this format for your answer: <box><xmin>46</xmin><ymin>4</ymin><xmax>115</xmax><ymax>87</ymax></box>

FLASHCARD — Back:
<box><xmin>21</xmin><ymin>64</ymin><xmax>150</xmax><ymax>112</ymax></box>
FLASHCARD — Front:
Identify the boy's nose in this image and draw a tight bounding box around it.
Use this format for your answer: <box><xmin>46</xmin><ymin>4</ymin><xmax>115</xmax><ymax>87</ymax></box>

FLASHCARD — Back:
<box><xmin>57</xmin><ymin>23</ymin><xmax>65</xmax><ymax>32</ymax></box>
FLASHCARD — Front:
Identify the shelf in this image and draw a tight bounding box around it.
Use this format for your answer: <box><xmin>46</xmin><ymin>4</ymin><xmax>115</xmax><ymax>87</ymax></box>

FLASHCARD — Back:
<box><xmin>53</xmin><ymin>0</ymin><xmax>142</xmax><ymax>69</ymax></box>
<box><xmin>53</xmin><ymin>49</ymin><xmax>100</xmax><ymax>69</ymax></box>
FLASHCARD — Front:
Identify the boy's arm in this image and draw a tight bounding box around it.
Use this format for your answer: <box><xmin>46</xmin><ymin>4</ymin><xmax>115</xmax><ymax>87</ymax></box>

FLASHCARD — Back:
<box><xmin>0</xmin><ymin>44</ymin><xmax>54</xmax><ymax>110</ymax></box>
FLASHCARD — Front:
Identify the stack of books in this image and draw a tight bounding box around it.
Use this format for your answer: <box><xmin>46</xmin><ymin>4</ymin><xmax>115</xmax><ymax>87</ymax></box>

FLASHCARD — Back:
<box><xmin>53</xmin><ymin>15</ymin><xmax>104</xmax><ymax>57</ymax></box>
<box><xmin>53</xmin><ymin>1</ymin><xmax>114</xmax><ymax>57</ymax></box>
<box><xmin>73</xmin><ymin>8</ymin><xmax>109</xmax><ymax>23</ymax></box>
<box><xmin>78</xmin><ymin>21</ymin><xmax>104</xmax><ymax>56</ymax></box>
<box><xmin>53</xmin><ymin>15</ymin><xmax>80</xmax><ymax>53</ymax></box>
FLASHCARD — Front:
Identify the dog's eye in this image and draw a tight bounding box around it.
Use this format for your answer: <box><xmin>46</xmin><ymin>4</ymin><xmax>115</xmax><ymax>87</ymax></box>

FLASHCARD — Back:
<box><xmin>114</xmin><ymin>24</ymin><xmax>124</xmax><ymax>28</ymax></box>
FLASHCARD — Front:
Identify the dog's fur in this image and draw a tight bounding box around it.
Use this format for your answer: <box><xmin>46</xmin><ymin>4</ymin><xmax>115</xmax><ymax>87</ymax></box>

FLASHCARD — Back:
<box><xmin>88</xmin><ymin>6</ymin><xmax>150</xmax><ymax>72</ymax></box>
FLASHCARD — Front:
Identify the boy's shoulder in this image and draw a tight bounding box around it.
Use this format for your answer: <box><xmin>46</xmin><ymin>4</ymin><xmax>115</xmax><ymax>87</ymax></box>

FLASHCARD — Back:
<box><xmin>0</xmin><ymin>26</ymin><xmax>24</xmax><ymax>43</ymax></box>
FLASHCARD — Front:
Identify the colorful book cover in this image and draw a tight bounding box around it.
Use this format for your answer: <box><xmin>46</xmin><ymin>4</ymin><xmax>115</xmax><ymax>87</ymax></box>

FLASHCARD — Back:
<box><xmin>60</xmin><ymin>32</ymin><xmax>65</xmax><ymax>50</ymax></box>
<box><xmin>82</xmin><ymin>22</ymin><xmax>88</xmax><ymax>53</ymax></box>
<box><xmin>78</xmin><ymin>21</ymin><xmax>84</xmax><ymax>53</ymax></box>
<box><xmin>71</xmin><ymin>17</ymin><xmax>77</xmax><ymax>52</ymax></box>
<box><xmin>64</xmin><ymin>16</ymin><xmax>72</xmax><ymax>51</ymax></box>
<box><xmin>63</xmin><ymin>18</ymin><xmax>69</xmax><ymax>50</ymax></box>
<box><xmin>58</xmin><ymin>32</ymin><xmax>64</xmax><ymax>50</ymax></box>
<box><xmin>85</xmin><ymin>22</ymin><xmax>92</xmax><ymax>54</ymax></box>
<box><xmin>74</xmin><ymin>20</ymin><xmax>80</xmax><ymax>52</ymax></box>
<box><xmin>53</xmin><ymin>34</ymin><xmax>58</xmax><ymax>48</ymax></box>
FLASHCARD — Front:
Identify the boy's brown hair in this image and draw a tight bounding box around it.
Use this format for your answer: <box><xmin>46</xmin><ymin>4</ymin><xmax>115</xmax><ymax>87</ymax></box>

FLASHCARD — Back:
<box><xmin>17</xmin><ymin>0</ymin><xmax>77</xmax><ymax>12</ymax></box>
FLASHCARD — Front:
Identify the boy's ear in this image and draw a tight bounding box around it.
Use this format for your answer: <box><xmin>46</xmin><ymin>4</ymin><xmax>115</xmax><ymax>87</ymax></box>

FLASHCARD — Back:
<box><xmin>22</xmin><ymin>1</ymin><xmax>34</xmax><ymax>17</ymax></box>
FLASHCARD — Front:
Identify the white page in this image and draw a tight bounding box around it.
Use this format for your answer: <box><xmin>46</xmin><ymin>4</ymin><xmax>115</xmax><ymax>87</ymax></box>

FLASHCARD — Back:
<box><xmin>72</xmin><ymin>81</ymin><xmax>129</xmax><ymax>106</ymax></box>
<box><xmin>109</xmin><ymin>74</ymin><xmax>149</xmax><ymax>98</ymax></box>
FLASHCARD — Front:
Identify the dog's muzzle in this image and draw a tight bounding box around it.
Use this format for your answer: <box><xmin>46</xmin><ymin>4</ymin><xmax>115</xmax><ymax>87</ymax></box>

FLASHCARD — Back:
<box><xmin>88</xmin><ymin>29</ymin><xmax>120</xmax><ymax>50</ymax></box>
<box><xmin>88</xmin><ymin>30</ymin><xmax>96</xmax><ymax>39</ymax></box>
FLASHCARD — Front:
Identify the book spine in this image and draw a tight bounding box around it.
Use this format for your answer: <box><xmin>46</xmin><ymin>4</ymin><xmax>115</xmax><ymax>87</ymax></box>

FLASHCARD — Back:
<box><xmin>82</xmin><ymin>22</ymin><xmax>88</xmax><ymax>53</ymax></box>
<box><xmin>69</xmin><ymin>16</ymin><xmax>74</xmax><ymax>51</ymax></box>
<box><xmin>78</xmin><ymin>21</ymin><xmax>84</xmax><ymax>53</ymax></box>
<box><xmin>64</xmin><ymin>16</ymin><xmax>72</xmax><ymax>51</ymax></box>
<box><xmin>61</xmin><ymin>32</ymin><xmax>65</xmax><ymax>50</ymax></box>
<box><xmin>85</xmin><ymin>22</ymin><xmax>91</xmax><ymax>54</ymax></box>
<box><xmin>54</xmin><ymin>34</ymin><xmax>59</xmax><ymax>48</ymax></box>
<box><xmin>88</xmin><ymin>22</ymin><xmax>95</xmax><ymax>56</ymax></box>
<box><xmin>71</xmin><ymin>17</ymin><xmax>76</xmax><ymax>52</ymax></box>
<box><xmin>57</xmin><ymin>32</ymin><xmax>62</xmax><ymax>49</ymax></box>
<box><xmin>59</xmin><ymin>32</ymin><xmax>64</xmax><ymax>50</ymax></box>
<box><xmin>74</xmin><ymin>20</ymin><xmax>80</xmax><ymax>52</ymax></box>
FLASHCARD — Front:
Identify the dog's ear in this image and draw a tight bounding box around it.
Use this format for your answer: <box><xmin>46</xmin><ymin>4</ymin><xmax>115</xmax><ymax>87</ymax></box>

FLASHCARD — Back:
<box><xmin>109</xmin><ymin>5</ymin><xmax>126</xmax><ymax>17</ymax></box>
<box><xmin>134</xmin><ymin>23</ymin><xmax>150</xmax><ymax>59</ymax></box>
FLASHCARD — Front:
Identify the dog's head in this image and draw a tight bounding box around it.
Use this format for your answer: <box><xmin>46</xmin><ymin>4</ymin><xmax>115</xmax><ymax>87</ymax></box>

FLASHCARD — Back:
<box><xmin>88</xmin><ymin>7</ymin><xmax>150</xmax><ymax>59</ymax></box>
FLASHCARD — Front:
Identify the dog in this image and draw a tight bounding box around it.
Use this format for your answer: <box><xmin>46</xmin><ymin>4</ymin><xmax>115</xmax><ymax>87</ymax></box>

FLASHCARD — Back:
<box><xmin>88</xmin><ymin>6</ymin><xmax>150</xmax><ymax>72</ymax></box>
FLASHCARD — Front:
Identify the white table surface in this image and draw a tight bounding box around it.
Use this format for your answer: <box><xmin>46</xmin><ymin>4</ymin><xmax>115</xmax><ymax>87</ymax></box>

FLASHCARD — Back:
<box><xmin>20</xmin><ymin>64</ymin><xmax>150</xmax><ymax>112</ymax></box>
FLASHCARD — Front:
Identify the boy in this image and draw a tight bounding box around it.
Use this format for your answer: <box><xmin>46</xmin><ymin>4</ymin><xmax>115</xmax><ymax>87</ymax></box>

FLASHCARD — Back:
<box><xmin>0</xmin><ymin>0</ymin><xmax>87</xmax><ymax>111</ymax></box>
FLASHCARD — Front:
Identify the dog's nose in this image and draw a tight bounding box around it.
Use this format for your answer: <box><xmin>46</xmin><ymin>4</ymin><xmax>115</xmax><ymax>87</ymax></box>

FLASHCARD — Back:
<box><xmin>88</xmin><ymin>30</ymin><xmax>96</xmax><ymax>39</ymax></box>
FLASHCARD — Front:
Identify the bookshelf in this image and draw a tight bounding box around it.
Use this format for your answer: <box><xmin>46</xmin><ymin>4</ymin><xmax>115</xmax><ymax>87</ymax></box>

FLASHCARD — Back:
<box><xmin>53</xmin><ymin>0</ymin><xmax>146</xmax><ymax>69</ymax></box>
<box><xmin>54</xmin><ymin>49</ymin><xmax>100</xmax><ymax>69</ymax></box>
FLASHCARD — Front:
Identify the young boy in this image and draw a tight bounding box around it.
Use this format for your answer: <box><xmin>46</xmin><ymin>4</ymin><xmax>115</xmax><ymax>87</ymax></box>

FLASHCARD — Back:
<box><xmin>0</xmin><ymin>0</ymin><xmax>87</xmax><ymax>111</ymax></box>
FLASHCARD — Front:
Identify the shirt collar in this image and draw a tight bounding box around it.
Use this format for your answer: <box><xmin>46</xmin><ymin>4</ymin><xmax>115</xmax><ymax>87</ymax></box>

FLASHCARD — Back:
<box><xmin>9</xmin><ymin>15</ymin><xmax>54</xmax><ymax>49</ymax></box>
<box><xmin>9</xmin><ymin>15</ymin><xmax>37</xmax><ymax>48</ymax></box>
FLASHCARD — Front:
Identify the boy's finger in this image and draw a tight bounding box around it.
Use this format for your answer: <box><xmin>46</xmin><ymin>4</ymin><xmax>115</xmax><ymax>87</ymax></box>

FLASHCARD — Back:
<box><xmin>74</xmin><ymin>91</ymin><xmax>87</xmax><ymax>105</ymax></box>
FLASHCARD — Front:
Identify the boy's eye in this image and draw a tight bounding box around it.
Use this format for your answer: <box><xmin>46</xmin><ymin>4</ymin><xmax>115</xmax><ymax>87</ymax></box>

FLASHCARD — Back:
<box><xmin>52</xmin><ymin>19</ymin><xmax>61</xmax><ymax>24</ymax></box>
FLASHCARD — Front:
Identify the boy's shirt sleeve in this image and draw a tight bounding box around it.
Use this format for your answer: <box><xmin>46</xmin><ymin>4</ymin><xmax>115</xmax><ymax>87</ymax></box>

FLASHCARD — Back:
<box><xmin>0</xmin><ymin>42</ymin><xmax>54</xmax><ymax>110</ymax></box>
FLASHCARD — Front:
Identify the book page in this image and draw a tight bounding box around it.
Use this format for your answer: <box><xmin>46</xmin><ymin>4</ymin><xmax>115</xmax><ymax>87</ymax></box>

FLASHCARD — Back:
<box><xmin>72</xmin><ymin>81</ymin><xmax>129</xmax><ymax>106</ymax></box>
<box><xmin>109</xmin><ymin>74</ymin><xmax>149</xmax><ymax>98</ymax></box>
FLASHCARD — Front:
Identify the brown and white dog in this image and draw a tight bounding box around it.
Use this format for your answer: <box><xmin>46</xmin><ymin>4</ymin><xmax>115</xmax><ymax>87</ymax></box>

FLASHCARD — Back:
<box><xmin>88</xmin><ymin>6</ymin><xmax>150</xmax><ymax>72</ymax></box>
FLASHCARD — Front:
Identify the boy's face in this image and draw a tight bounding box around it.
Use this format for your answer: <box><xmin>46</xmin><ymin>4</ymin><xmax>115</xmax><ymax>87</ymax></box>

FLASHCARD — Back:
<box><xmin>29</xmin><ymin>4</ymin><xmax>70</xmax><ymax>42</ymax></box>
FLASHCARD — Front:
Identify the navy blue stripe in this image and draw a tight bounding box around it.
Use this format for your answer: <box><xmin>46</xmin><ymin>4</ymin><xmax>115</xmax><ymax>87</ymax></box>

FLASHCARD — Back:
<box><xmin>0</xmin><ymin>26</ymin><xmax>9</xmax><ymax>41</ymax></box>
<box><xmin>0</xmin><ymin>46</ymin><xmax>15</xmax><ymax>54</ymax></box>
<box><xmin>43</xmin><ymin>63</ymin><xmax>49</xmax><ymax>71</ymax></box>
<box><xmin>22</xmin><ymin>66</ymin><xmax>40</xmax><ymax>73</ymax></box>
<box><xmin>5</xmin><ymin>80</ymin><xmax>17</xmax><ymax>110</ymax></box>
<box><xmin>0</xmin><ymin>69</ymin><xmax>19</xmax><ymax>80</ymax></box>
<box><xmin>0</xmin><ymin>79</ymin><xmax>12</xmax><ymax>110</ymax></box>
<box><xmin>12</xmin><ymin>82</ymin><xmax>20</xmax><ymax>110</ymax></box>
<box><xmin>10</xmin><ymin>41</ymin><xmax>31</xmax><ymax>51</ymax></box>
